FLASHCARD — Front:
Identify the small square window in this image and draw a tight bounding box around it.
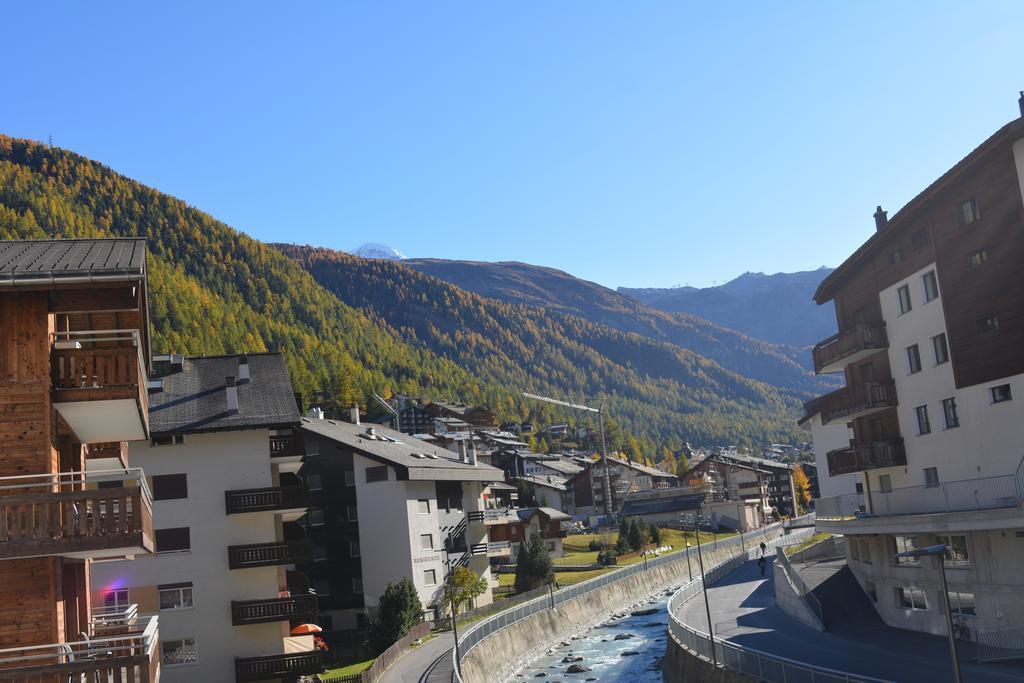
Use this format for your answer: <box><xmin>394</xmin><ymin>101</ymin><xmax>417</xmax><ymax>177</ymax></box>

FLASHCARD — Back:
<box><xmin>960</xmin><ymin>197</ymin><xmax>980</xmax><ymax>225</ymax></box>
<box><xmin>308</xmin><ymin>507</ymin><xmax>325</xmax><ymax>526</ymax></box>
<box><xmin>976</xmin><ymin>316</ymin><xmax>999</xmax><ymax>333</ymax></box>
<box><xmin>967</xmin><ymin>249</ymin><xmax>988</xmax><ymax>268</ymax></box>
<box><xmin>897</xmin><ymin>285</ymin><xmax>913</xmax><ymax>315</ymax></box>
<box><xmin>423</xmin><ymin>569</ymin><xmax>437</xmax><ymax>586</ymax></box>
<box><xmin>894</xmin><ymin>536</ymin><xmax>919</xmax><ymax>565</ymax></box>
<box><xmin>879</xmin><ymin>474</ymin><xmax>893</xmax><ymax>493</ymax></box>
<box><xmin>922</xmin><ymin>271</ymin><xmax>939</xmax><ymax>302</ymax></box>
<box><xmin>915</xmin><ymin>405</ymin><xmax>931</xmax><ymax>435</ymax></box>
<box><xmin>937</xmin><ymin>534</ymin><xmax>970</xmax><ymax>567</ymax></box>
<box><xmin>991</xmin><ymin>384</ymin><xmax>1012</xmax><ymax>403</ymax></box>
<box><xmin>305</xmin><ymin>473</ymin><xmax>322</xmax><ymax>491</ymax></box>
<box><xmin>420</xmin><ymin>534</ymin><xmax>433</xmax><ymax>550</ymax></box>
<box><xmin>158</xmin><ymin>583</ymin><xmax>194</xmax><ymax>610</ymax></box>
<box><xmin>155</xmin><ymin>527</ymin><xmax>190</xmax><ymax>554</ymax></box>
<box><xmin>942</xmin><ymin>397</ymin><xmax>960</xmax><ymax>429</ymax></box>
<box><xmin>417</xmin><ymin>499</ymin><xmax>430</xmax><ymax>514</ymax></box>
<box><xmin>152</xmin><ymin>474</ymin><xmax>188</xmax><ymax>501</ymax></box>
<box><xmin>932</xmin><ymin>334</ymin><xmax>949</xmax><ymax>365</ymax></box>
<box><xmin>161</xmin><ymin>638</ymin><xmax>198</xmax><ymax>666</ymax></box>
<box><xmin>949</xmin><ymin>591</ymin><xmax>976</xmax><ymax>617</ymax></box>
<box><xmin>889</xmin><ymin>249</ymin><xmax>904</xmax><ymax>265</ymax></box>
<box><xmin>906</xmin><ymin>344</ymin><xmax>922</xmax><ymax>374</ymax></box>
<box><xmin>923</xmin><ymin>467</ymin><xmax>939</xmax><ymax>488</ymax></box>
<box><xmin>897</xmin><ymin>586</ymin><xmax>928</xmax><ymax>610</ymax></box>
<box><xmin>103</xmin><ymin>589</ymin><xmax>130</xmax><ymax>610</ymax></box>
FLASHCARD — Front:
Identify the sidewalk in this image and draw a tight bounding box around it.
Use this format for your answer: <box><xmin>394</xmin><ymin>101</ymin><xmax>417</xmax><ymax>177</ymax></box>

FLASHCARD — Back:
<box><xmin>376</xmin><ymin>632</ymin><xmax>454</xmax><ymax>683</ymax></box>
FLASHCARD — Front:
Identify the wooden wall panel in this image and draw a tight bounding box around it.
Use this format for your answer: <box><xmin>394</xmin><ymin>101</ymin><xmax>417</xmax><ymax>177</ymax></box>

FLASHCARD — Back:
<box><xmin>0</xmin><ymin>557</ymin><xmax>61</xmax><ymax>648</ymax></box>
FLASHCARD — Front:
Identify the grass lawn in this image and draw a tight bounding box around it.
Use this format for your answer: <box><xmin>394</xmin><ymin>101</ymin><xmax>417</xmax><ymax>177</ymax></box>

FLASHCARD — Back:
<box><xmin>784</xmin><ymin>532</ymin><xmax>832</xmax><ymax>557</ymax></box>
<box><xmin>323</xmin><ymin>657</ymin><xmax>374</xmax><ymax>677</ymax></box>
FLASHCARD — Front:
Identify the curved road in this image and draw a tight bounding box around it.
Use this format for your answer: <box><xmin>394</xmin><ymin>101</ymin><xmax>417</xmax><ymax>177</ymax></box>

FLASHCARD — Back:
<box><xmin>377</xmin><ymin>632</ymin><xmax>454</xmax><ymax>683</ymax></box>
<box><xmin>677</xmin><ymin>558</ymin><xmax>1024</xmax><ymax>683</ymax></box>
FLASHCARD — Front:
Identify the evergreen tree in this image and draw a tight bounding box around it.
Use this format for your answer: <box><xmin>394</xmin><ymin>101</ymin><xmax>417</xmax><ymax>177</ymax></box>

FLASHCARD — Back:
<box><xmin>676</xmin><ymin>452</ymin><xmax>691</xmax><ymax>478</ymax></box>
<box><xmin>627</xmin><ymin>518</ymin><xmax>644</xmax><ymax>551</ymax></box>
<box><xmin>650</xmin><ymin>524</ymin><xmax>662</xmax><ymax>546</ymax></box>
<box><xmin>618</xmin><ymin>517</ymin><xmax>631</xmax><ymax>544</ymax></box>
<box><xmin>514</xmin><ymin>532</ymin><xmax>553</xmax><ymax>592</ymax></box>
<box><xmin>368</xmin><ymin>578</ymin><xmax>422</xmax><ymax>653</ymax></box>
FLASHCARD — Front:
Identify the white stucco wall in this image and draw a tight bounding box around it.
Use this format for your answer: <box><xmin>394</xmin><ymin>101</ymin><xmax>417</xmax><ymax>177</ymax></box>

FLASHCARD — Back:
<box><xmin>807</xmin><ymin>413</ymin><xmax>860</xmax><ymax>499</ymax></box>
<box><xmin>91</xmin><ymin>429</ymin><xmax>288</xmax><ymax>683</ymax></box>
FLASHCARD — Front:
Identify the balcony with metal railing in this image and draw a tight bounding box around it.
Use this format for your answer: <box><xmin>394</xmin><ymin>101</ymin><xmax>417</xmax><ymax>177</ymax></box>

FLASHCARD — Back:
<box><xmin>228</xmin><ymin>537</ymin><xmax>314</xmax><ymax>569</ymax></box>
<box><xmin>826</xmin><ymin>439</ymin><xmax>907</xmax><ymax>477</ymax></box>
<box><xmin>231</xmin><ymin>593</ymin><xmax>318</xmax><ymax>626</ymax></box>
<box><xmin>467</xmin><ymin>509</ymin><xmax>509</xmax><ymax>525</ymax></box>
<box><xmin>235</xmin><ymin>650</ymin><xmax>322</xmax><ymax>682</ymax></box>
<box><xmin>812</xmin><ymin>323</ymin><xmax>888</xmax><ymax>375</ymax></box>
<box><xmin>820</xmin><ymin>380</ymin><xmax>898</xmax><ymax>424</ymax></box>
<box><xmin>225</xmin><ymin>485</ymin><xmax>308</xmax><ymax>516</ymax></box>
<box><xmin>50</xmin><ymin>329</ymin><xmax>149</xmax><ymax>443</ymax></box>
<box><xmin>0</xmin><ymin>613</ymin><xmax>159</xmax><ymax>682</ymax></box>
<box><xmin>0</xmin><ymin>468</ymin><xmax>154</xmax><ymax>561</ymax></box>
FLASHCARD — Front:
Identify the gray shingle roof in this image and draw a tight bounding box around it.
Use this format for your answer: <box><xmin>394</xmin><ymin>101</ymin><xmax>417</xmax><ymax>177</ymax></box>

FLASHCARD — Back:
<box><xmin>0</xmin><ymin>238</ymin><xmax>146</xmax><ymax>286</ymax></box>
<box><xmin>148</xmin><ymin>353</ymin><xmax>300</xmax><ymax>435</ymax></box>
<box><xmin>620</xmin><ymin>492</ymin><xmax>704</xmax><ymax>517</ymax></box>
<box><xmin>300</xmin><ymin>417</ymin><xmax>503</xmax><ymax>482</ymax></box>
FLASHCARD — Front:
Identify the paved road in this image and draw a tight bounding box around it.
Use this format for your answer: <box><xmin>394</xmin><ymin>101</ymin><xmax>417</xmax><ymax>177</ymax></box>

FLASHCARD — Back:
<box><xmin>377</xmin><ymin>632</ymin><xmax>454</xmax><ymax>683</ymax></box>
<box><xmin>677</xmin><ymin>557</ymin><xmax>1024</xmax><ymax>683</ymax></box>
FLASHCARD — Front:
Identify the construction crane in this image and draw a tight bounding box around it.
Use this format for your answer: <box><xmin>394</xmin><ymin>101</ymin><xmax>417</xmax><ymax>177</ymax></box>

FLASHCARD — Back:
<box><xmin>521</xmin><ymin>392</ymin><xmax>613</xmax><ymax>519</ymax></box>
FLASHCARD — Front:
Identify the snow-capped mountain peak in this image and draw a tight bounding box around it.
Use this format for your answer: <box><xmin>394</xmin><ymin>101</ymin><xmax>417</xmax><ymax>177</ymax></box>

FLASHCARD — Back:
<box><xmin>352</xmin><ymin>243</ymin><xmax>407</xmax><ymax>260</ymax></box>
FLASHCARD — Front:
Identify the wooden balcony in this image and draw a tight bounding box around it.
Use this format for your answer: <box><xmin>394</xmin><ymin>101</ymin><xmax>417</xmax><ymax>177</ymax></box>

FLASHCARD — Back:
<box><xmin>0</xmin><ymin>614</ymin><xmax>158</xmax><ymax>683</ymax></box>
<box><xmin>826</xmin><ymin>440</ymin><xmax>907</xmax><ymax>477</ymax></box>
<box><xmin>812</xmin><ymin>323</ymin><xmax>888</xmax><ymax>374</ymax></box>
<box><xmin>467</xmin><ymin>509</ymin><xmax>509</xmax><ymax>525</ymax></box>
<box><xmin>235</xmin><ymin>650</ymin><xmax>322</xmax><ymax>682</ymax></box>
<box><xmin>225</xmin><ymin>485</ymin><xmax>308</xmax><ymax>516</ymax></box>
<box><xmin>231</xmin><ymin>594</ymin><xmax>318</xmax><ymax>626</ymax></box>
<box><xmin>228</xmin><ymin>538</ymin><xmax>314</xmax><ymax>569</ymax></box>
<box><xmin>0</xmin><ymin>468</ymin><xmax>154</xmax><ymax>561</ymax></box>
<box><xmin>51</xmin><ymin>329</ymin><xmax>149</xmax><ymax>443</ymax></box>
<box><xmin>820</xmin><ymin>381</ymin><xmax>898</xmax><ymax>425</ymax></box>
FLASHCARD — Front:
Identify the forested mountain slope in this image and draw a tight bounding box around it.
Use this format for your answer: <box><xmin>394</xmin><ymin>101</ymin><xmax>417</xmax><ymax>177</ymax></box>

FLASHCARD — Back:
<box><xmin>0</xmin><ymin>133</ymin><xmax>803</xmax><ymax>447</ymax></box>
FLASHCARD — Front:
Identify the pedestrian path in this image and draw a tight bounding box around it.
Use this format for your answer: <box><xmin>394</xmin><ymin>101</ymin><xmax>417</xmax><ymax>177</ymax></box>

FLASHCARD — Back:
<box><xmin>376</xmin><ymin>632</ymin><xmax>453</xmax><ymax>683</ymax></box>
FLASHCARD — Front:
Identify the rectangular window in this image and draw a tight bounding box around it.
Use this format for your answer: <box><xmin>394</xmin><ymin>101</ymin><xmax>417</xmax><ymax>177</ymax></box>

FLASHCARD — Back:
<box><xmin>343</xmin><ymin>469</ymin><xmax>355</xmax><ymax>486</ymax></box>
<box><xmin>308</xmin><ymin>507</ymin><xmax>325</xmax><ymax>526</ymax></box>
<box><xmin>960</xmin><ymin>197</ymin><xmax>980</xmax><ymax>225</ymax></box>
<box><xmin>949</xmin><ymin>591</ymin><xmax>977</xmax><ymax>617</ymax></box>
<box><xmin>915</xmin><ymin>405</ymin><xmax>931</xmax><ymax>435</ymax></box>
<box><xmin>417</xmin><ymin>499</ymin><xmax>431</xmax><ymax>514</ymax></box>
<box><xmin>420</xmin><ymin>534</ymin><xmax>433</xmax><ymax>550</ymax></box>
<box><xmin>897</xmin><ymin>285</ymin><xmax>912</xmax><ymax>315</ymax></box>
<box><xmin>347</xmin><ymin>504</ymin><xmax>358</xmax><ymax>521</ymax></box>
<box><xmin>161</xmin><ymin>638</ymin><xmax>197</xmax><ymax>666</ymax></box>
<box><xmin>889</xmin><ymin>249</ymin><xmax>904</xmax><ymax>265</ymax></box>
<box><xmin>923</xmin><ymin>467</ymin><xmax>939</xmax><ymax>488</ymax></box>
<box><xmin>932</xmin><ymin>334</ymin><xmax>949</xmax><ymax>365</ymax></box>
<box><xmin>937</xmin><ymin>534</ymin><xmax>970</xmax><ymax>567</ymax></box>
<box><xmin>865</xmin><ymin>581</ymin><xmax>878</xmax><ymax>603</ymax></box>
<box><xmin>313</xmin><ymin>544</ymin><xmax>327</xmax><ymax>562</ymax></box>
<box><xmin>103</xmin><ymin>589</ymin><xmax>130</xmax><ymax>610</ymax></box>
<box><xmin>976</xmin><ymin>316</ymin><xmax>999</xmax><ymax>333</ymax></box>
<box><xmin>366</xmin><ymin>466</ymin><xmax>388</xmax><ymax>483</ymax></box>
<box><xmin>423</xmin><ymin>569</ymin><xmax>437</xmax><ymax>586</ymax></box>
<box><xmin>315</xmin><ymin>579</ymin><xmax>331</xmax><ymax>596</ymax></box>
<box><xmin>879</xmin><ymin>474</ymin><xmax>893</xmax><ymax>493</ymax></box>
<box><xmin>894</xmin><ymin>535</ymin><xmax>919</xmax><ymax>565</ymax></box>
<box><xmin>967</xmin><ymin>249</ymin><xmax>988</xmax><ymax>268</ymax></box>
<box><xmin>151</xmin><ymin>434</ymin><xmax>184</xmax><ymax>447</ymax></box>
<box><xmin>906</xmin><ymin>344</ymin><xmax>922</xmax><ymax>374</ymax></box>
<box><xmin>158</xmin><ymin>582</ymin><xmax>194</xmax><ymax>611</ymax></box>
<box><xmin>922</xmin><ymin>271</ymin><xmax>939</xmax><ymax>302</ymax></box>
<box><xmin>897</xmin><ymin>586</ymin><xmax>928</xmax><ymax>610</ymax></box>
<box><xmin>860</xmin><ymin>539</ymin><xmax>872</xmax><ymax>564</ymax></box>
<box><xmin>911</xmin><ymin>229</ymin><xmax>929</xmax><ymax>249</ymax></box>
<box><xmin>152</xmin><ymin>474</ymin><xmax>188</xmax><ymax>501</ymax></box>
<box><xmin>991</xmin><ymin>384</ymin><xmax>1012</xmax><ymax>403</ymax></box>
<box><xmin>942</xmin><ymin>397</ymin><xmax>960</xmax><ymax>429</ymax></box>
<box><xmin>349</xmin><ymin>540</ymin><xmax>361</xmax><ymax>557</ymax></box>
<box><xmin>155</xmin><ymin>527</ymin><xmax>190</xmax><ymax>554</ymax></box>
<box><xmin>305</xmin><ymin>473</ymin><xmax>322</xmax><ymax>491</ymax></box>
<box><xmin>353</xmin><ymin>577</ymin><xmax>363</xmax><ymax>594</ymax></box>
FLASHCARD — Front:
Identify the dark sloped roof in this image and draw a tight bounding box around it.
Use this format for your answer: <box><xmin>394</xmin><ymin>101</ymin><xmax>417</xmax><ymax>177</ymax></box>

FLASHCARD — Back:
<box><xmin>300</xmin><ymin>417</ymin><xmax>503</xmax><ymax>482</ymax></box>
<box><xmin>0</xmin><ymin>238</ymin><xmax>146</xmax><ymax>286</ymax></box>
<box><xmin>620</xmin><ymin>492</ymin><xmax>704</xmax><ymax>517</ymax></box>
<box><xmin>148</xmin><ymin>353</ymin><xmax>300</xmax><ymax>435</ymax></box>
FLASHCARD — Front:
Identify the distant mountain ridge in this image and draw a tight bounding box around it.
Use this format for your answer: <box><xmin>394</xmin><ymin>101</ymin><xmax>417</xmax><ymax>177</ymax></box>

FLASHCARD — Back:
<box><xmin>404</xmin><ymin>258</ymin><xmax>836</xmax><ymax>396</ymax></box>
<box><xmin>619</xmin><ymin>267</ymin><xmax>836</xmax><ymax>348</ymax></box>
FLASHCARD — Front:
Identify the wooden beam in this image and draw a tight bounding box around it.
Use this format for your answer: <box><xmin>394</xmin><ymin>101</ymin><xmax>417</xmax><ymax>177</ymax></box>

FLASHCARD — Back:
<box><xmin>48</xmin><ymin>287</ymin><xmax>138</xmax><ymax>314</ymax></box>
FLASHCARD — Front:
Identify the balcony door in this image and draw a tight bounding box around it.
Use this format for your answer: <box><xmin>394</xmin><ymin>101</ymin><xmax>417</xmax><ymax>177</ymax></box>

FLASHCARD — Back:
<box><xmin>61</xmin><ymin>560</ymin><xmax>89</xmax><ymax>643</ymax></box>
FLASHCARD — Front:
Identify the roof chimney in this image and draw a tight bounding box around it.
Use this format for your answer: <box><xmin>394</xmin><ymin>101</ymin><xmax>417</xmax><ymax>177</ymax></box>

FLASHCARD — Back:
<box><xmin>350</xmin><ymin>404</ymin><xmax>360</xmax><ymax>425</ymax></box>
<box><xmin>458</xmin><ymin>439</ymin><xmax>468</xmax><ymax>463</ymax></box>
<box><xmin>305</xmin><ymin>406</ymin><xmax>325</xmax><ymax>420</ymax></box>
<box><xmin>238</xmin><ymin>356</ymin><xmax>250</xmax><ymax>383</ymax></box>
<box><xmin>225</xmin><ymin>376</ymin><xmax>239</xmax><ymax>414</ymax></box>
<box><xmin>468</xmin><ymin>439</ymin><xmax>478</xmax><ymax>466</ymax></box>
<box><xmin>874</xmin><ymin>206</ymin><xmax>888</xmax><ymax>232</ymax></box>
<box><xmin>1019</xmin><ymin>91</ymin><xmax>1024</xmax><ymax>118</ymax></box>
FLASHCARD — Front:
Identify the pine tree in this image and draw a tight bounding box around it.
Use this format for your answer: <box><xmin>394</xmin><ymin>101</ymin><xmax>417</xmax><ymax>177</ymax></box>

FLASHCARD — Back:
<box><xmin>514</xmin><ymin>532</ymin><xmax>553</xmax><ymax>592</ymax></box>
<box><xmin>368</xmin><ymin>578</ymin><xmax>423</xmax><ymax>653</ymax></box>
<box><xmin>628</xmin><ymin>518</ymin><xmax>644</xmax><ymax>551</ymax></box>
<box><xmin>650</xmin><ymin>524</ymin><xmax>662</xmax><ymax>546</ymax></box>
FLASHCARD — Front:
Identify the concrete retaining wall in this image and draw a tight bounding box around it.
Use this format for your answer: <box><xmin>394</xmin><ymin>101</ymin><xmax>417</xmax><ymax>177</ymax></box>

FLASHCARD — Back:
<box><xmin>460</xmin><ymin>529</ymin><xmax>786</xmax><ymax>683</ymax></box>
<box><xmin>772</xmin><ymin>555</ymin><xmax>824</xmax><ymax>632</ymax></box>
<box><xmin>662</xmin><ymin>629</ymin><xmax>752</xmax><ymax>683</ymax></box>
<box><xmin>789</xmin><ymin>535</ymin><xmax>845</xmax><ymax>563</ymax></box>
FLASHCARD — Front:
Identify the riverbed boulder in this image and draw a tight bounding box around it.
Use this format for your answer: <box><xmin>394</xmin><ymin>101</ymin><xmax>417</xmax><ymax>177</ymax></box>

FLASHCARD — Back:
<box><xmin>620</xmin><ymin>651</ymin><xmax>641</xmax><ymax>656</ymax></box>
<box><xmin>561</xmin><ymin>655</ymin><xmax>583</xmax><ymax>663</ymax></box>
<box><xmin>566</xmin><ymin>664</ymin><xmax>591</xmax><ymax>673</ymax></box>
<box><xmin>613</xmin><ymin>633</ymin><xmax>634</xmax><ymax>640</ymax></box>
<box><xmin>630</xmin><ymin>607</ymin><xmax>658</xmax><ymax>616</ymax></box>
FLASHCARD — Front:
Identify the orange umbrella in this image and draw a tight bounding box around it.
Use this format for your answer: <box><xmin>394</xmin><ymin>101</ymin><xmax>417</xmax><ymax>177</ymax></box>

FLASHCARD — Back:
<box><xmin>290</xmin><ymin>623</ymin><xmax>323</xmax><ymax>635</ymax></box>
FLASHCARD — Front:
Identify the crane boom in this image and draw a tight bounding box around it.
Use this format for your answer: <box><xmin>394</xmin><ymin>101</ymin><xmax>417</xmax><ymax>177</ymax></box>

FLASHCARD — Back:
<box><xmin>521</xmin><ymin>392</ymin><xmax>600</xmax><ymax>414</ymax></box>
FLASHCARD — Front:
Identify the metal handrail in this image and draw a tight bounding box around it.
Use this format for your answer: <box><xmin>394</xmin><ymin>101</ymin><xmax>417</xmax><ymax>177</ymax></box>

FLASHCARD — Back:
<box><xmin>775</xmin><ymin>546</ymin><xmax>823</xmax><ymax>624</ymax></box>
<box><xmin>53</xmin><ymin>328</ymin><xmax>148</xmax><ymax>383</ymax></box>
<box><xmin>0</xmin><ymin>614</ymin><xmax>158</xmax><ymax>666</ymax></box>
<box><xmin>0</xmin><ymin>467</ymin><xmax>153</xmax><ymax>506</ymax></box>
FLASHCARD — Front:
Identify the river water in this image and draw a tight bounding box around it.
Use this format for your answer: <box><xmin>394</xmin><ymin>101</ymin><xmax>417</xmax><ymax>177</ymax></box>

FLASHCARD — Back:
<box><xmin>511</xmin><ymin>589</ymin><xmax>676</xmax><ymax>682</ymax></box>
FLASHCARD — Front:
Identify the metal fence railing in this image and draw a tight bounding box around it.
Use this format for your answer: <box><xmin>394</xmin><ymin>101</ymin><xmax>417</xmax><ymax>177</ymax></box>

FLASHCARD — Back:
<box><xmin>451</xmin><ymin>522</ymin><xmax>796</xmax><ymax>682</ymax></box>
<box><xmin>774</xmin><ymin>546</ymin><xmax>823</xmax><ymax>626</ymax></box>
<box><xmin>667</xmin><ymin>537</ymin><xmax>892</xmax><ymax>683</ymax></box>
<box><xmin>976</xmin><ymin>625</ymin><xmax>1024</xmax><ymax>663</ymax></box>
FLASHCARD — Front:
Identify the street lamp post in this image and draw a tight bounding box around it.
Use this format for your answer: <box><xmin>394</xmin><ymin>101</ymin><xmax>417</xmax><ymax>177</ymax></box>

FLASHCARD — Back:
<box><xmin>687</xmin><ymin>509</ymin><xmax>717</xmax><ymax>668</ymax></box>
<box><xmin>894</xmin><ymin>544</ymin><xmax>962</xmax><ymax>683</ymax></box>
<box><xmin>444</xmin><ymin>528</ymin><xmax>462</xmax><ymax>678</ymax></box>
<box><xmin>685</xmin><ymin>542</ymin><xmax>693</xmax><ymax>581</ymax></box>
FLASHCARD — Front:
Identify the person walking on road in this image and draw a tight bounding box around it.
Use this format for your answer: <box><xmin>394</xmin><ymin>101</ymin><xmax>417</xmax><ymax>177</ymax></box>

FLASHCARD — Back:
<box><xmin>758</xmin><ymin>555</ymin><xmax>767</xmax><ymax>577</ymax></box>
<box><xmin>759</xmin><ymin>541</ymin><xmax>766</xmax><ymax>556</ymax></box>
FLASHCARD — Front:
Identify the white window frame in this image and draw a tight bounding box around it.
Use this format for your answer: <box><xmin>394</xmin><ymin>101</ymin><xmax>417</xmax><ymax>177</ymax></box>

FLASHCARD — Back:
<box><xmin>922</xmin><ymin>271</ymin><xmax>939</xmax><ymax>302</ymax></box>
<box><xmin>897</xmin><ymin>586</ymin><xmax>928</xmax><ymax>611</ymax></box>
<box><xmin>915</xmin><ymin>405</ymin><xmax>931</xmax><ymax>435</ymax></box>
<box><xmin>423</xmin><ymin>569</ymin><xmax>437</xmax><ymax>586</ymax></box>
<box><xmin>161</xmin><ymin>638</ymin><xmax>198</xmax><ymax>667</ymax></box>
<box><xmin>420</xmin><ymin>533</ymin><xmax>434</xmax><ymax>551</ymax></box>
<box><xmin>906</xmin><ymin>344</ymin><xmax>922</xmax><ymax>374</ymax></box>
<box><xmin>991</xmin><ymin>384</ymin><xmax>1012</xmax><ymax>404</ymax></box>
<box><xmin>897</xmin><ymin>285</ymin><xmax>913</xmax><ymax>315</ymax></box>
<box><xmin>103</xmin><ymin>588</ymin><xmax>130</xmax><ymax>611</ymax></box>
<box><xmin>942</xmin><ymin>397</ymin><xmax>960</xmax><ymax>429</ymax></box>
<box><xmin>948</xmin><ymin>591</ymin><xmax>977</xmax><ymax>617</ymax></box>
<box><xmin>158</xmin><ymin>584</ymin><xmax>194</xmax><ymax>611</ymax></box>
<box><xmin>932</xmin><ymin>333</ymin><xmax>949</xmax><ymax>365</ymax></box>
<box><xmin>923</xmin><ymin>467</ymin><xmax>939</xmax><ymax>488</ymax></box>
<box><xmin>417</xmin><ymin>499</ymin><xmax>431</xmax><ymax>515</ymax></box>
<box><xmin>937</xmin><ymin>534</ymin><xmax>971</xmax><ymax>568</ymax></box>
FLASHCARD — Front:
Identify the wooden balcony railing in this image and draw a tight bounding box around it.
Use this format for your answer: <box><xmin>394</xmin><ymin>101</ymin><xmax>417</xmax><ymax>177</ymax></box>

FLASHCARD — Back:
<box><xmin>0</xmin><ymin>614</ymin><xmax>158</xmax><ymax>683</ymax></box>
<box><xmin>0</xmin><ymin>468</ymin><xmax>154</xmax><ymax>560</ymax></box>
<box><xmin>812</xmin><ymin>323</ymin><xmax>888</xmax><ymax>374</ymax></box>
<box><xmin>820</xmin><ymin>381</ymin><xmax>898</xmax><ymax>424</ymax></box>
<box><xmin>225</xmin><ymin>486</ymin><xmax>309</xmax><ymax>515</ymax></box>
<box><xmin>235</xmin><ymin>650</ymin><xmax>322</xmax><ymax>682</ymax></box>
<box><xmin>228</xmin><ymin>538</ymin><xmax>314</xmax><ymax>569</ymax></box>
<box><xmin>467</xmin><ymin>509</ymin><xmax>508</xmax><ymax>524</ymax></box>
<box><xmin>231</xmin><ymin>594</ymin><xmax>319</xmax><ymax>626</ymax></box>
<box><xmin>269</xmin><ymin>433</ymin><xmax>302</xmax><ymax>458</ymax></box>
<box><xmin>826</xmin><ymin>440</ymin><xmax>907</xmax><ymax>477</ymax></box>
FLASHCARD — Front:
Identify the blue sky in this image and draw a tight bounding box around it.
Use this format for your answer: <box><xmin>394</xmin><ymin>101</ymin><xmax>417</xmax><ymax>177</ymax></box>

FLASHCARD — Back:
<box><xmin>2</xmin><ymin>2</ymin><xmax>1022</xmax><ymax>288</ymax></box>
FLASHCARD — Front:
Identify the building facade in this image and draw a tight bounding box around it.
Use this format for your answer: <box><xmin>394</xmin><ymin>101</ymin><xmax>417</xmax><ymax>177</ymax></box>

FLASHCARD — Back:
<box><xmin>809</xmin><ymin>100</ymin><xmax>1024</xmax><ymax>638</ymax></box>
<box><xmin>0</xmin><ymin>238</ymin><xmax>160</xmax><ymax>680</ymax></box>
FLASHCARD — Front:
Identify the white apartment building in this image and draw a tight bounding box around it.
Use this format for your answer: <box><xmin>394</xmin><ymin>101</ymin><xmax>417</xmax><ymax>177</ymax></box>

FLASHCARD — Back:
<box><xmin>296</xmin><ymin>416</ymin><xmax>505</xmax><ymax>651</ymax></box>
<box><xmin>807</xmin><ymin>101</ymin><xmax>1024</xmax><ymax>641</ymax></box>
<box><xmin>92</xmin><ymin>354</ymin><xmax>322</xmax><ymax>683</ymax></box>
